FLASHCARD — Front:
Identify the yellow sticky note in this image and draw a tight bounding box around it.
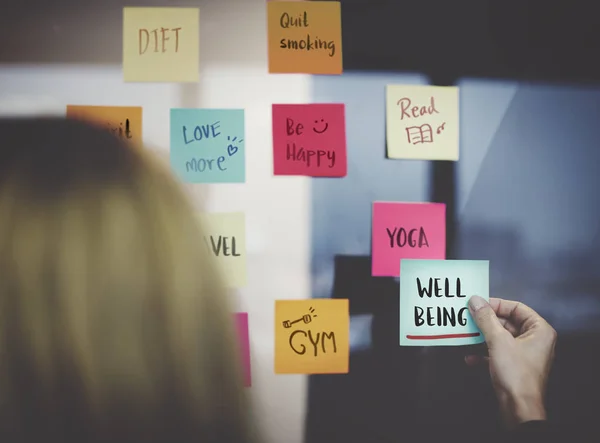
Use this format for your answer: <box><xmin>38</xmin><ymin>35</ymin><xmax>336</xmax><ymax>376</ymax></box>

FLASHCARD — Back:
<box><xmin>386</xmin><ymin>85</ymin><xmax>459</xmax><ymax>161</ymax></box>
<box><xmin>275</xmin><ymin>299</ymin><xmax>349</xmax><ymax>374</ymax></box>
<box><xmin>66</xmin><ymin>105</ymin><xmax>143</xmax><ymax>146</ymax></box>
<box><xmin>199</xmin><ymin>212</ymin><xmax>246</xmax><ymax>288</ymax></box>
<box><xmin>123</xmin><ymin>7</ymin><xmax>199</xmax><ymax>82</ymax></box>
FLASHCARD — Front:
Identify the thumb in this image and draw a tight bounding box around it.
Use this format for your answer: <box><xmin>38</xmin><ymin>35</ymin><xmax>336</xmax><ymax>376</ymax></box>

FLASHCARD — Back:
<box><xmin>468</xmin><ymin>295</ymin><xmax>504</xmax><ymax>345</ymax></box>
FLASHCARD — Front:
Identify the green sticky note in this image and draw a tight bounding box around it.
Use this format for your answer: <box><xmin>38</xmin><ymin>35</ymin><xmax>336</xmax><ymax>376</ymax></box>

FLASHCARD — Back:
<box><xmin>399</xmin><ymin>259</ymin><xmax>489</xmax><ymax>346</ymax></box>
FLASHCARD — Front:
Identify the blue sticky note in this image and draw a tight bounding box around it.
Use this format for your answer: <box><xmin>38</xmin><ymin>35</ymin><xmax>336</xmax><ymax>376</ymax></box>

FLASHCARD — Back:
<box><xmin>170</xmin><ymin>109</ymin><xmax>245</xmax><ymax>183</ymax></box>
<box><xmin>399</xmin><ymin>259</ymin><xmax>489</xmax><ymax>346</ymax></box>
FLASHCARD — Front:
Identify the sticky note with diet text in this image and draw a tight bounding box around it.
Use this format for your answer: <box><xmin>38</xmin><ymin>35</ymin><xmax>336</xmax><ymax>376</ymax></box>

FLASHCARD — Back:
<box><xmin>267</xmin><ymin>1</ymin><xmax>342</xmax><ymax>74</ymax></box>
<box><xmin>66</xmin><ymin>105</ymin><xmax>143</xmax><ymax>146</ymax></box>
<box><xmin>372</xmin><ymin>202</ymin><xmax>446</xmax><ymax>277</ymax></box>
<box><xmin>171</xmin><ymin>109</ymin><xmax>245</xmax><ymax>183</ymax></box>
<box><xmin>123</xmin><ymin>7</ymin><xmax>199</xmax><ymax>82</ymax></box>
<box><xmin>399</xmin><ymin>259</ymin><xmax>489</xmax><ymax>346</ymax></box>
<box><xmin>275</xmin><ymin>299</ymin><xmax>349</xmax><ymax>374</ymax></box>
<box><xmin>386</xmin><ymin>85</ymin><xmax>459</xmax><ymax>160</ymax></box>
<box><xmin>272</xmin><ymin>104</ymin><xmax>346</xmax><ymax>177</ymax></box>
<box><xmin>235</xmin><ymin>313</ymin><xmax>251</xmax><ymax>387</ymax></box>
<box><xmin>199</xmin><ymin>212</ymin><xmax>246</xmax><ymax>287</ymax></box>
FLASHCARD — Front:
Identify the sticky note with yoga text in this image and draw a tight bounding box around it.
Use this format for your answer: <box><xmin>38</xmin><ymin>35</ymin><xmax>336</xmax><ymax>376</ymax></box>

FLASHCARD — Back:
<box><xmin>275</xmin><ymin>299</ymin><xmax>349</xmax><ymax>374</ymax></box>
<box><xmin>171</xmin><ymin>109</ymin><xmax>245</xmax><ymax>183</ymax></box>
<box><xmin>371</xmin><ymin>202</ymin><xmax>446</xmax><ymax>277</ymax></box>
<box><xmin>235</xmin><ymin>313</ymin><xmax>251</xmax><ymax>387</ymax></box>
<box><xmin>123</xmin><ymin>7</ymin><xmax>199</xmax><ymax>82</ymax></box>
<box><xmin>199</xmin><ymin>212</ymin><xmax>246</xmax><ymax>287</ymax></box>
<box><xmin>267</xmin><ymin>1</ymin><xmax>342</xmax><ymax>74</ymax></box>
<box><xmin>66</xmin><ymin>105</ymin><xmax>143</xmax><ymax>146</ymax></box>
<box><xmin>272</xmin><ymin>104</ymin><xmax>347</xmax><ymax>177</ymax></box>
<box><xmin>386</xmin><ymin>85</ymin><xmax>459</xmax><ymax>161</ymax></box>
<box><xmin>399</xmin><ymin>259</ymin><xmax>489</xmax><ymax>346</ymax></box>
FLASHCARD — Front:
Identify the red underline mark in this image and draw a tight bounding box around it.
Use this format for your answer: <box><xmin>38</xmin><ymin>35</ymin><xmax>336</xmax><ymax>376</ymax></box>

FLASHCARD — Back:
<box><xmin>406</xmin><ymin>332</ymin><xmax>481</xmax><ymax>340</ymax></box>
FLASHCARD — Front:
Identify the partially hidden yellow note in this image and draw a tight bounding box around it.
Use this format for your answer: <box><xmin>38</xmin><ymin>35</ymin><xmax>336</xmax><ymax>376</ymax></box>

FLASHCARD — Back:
<box><xmin>123</xmin><ymin>7</ymin><xmax>200</xmax><ymax>82</ymax></box>
<box><xmin>199</xmin><ymin>212</ymin><xmax>246</xmax><ymax>288</ymax></box>
<box><xmin>66</xmin><ymin>105</ymin><xmax>143</xmax><ymax>146</ymax></box>
<box><xmin>275</xmin><ymin>299</ymin><xmax>349</xmax><ymax>374</ymax></box>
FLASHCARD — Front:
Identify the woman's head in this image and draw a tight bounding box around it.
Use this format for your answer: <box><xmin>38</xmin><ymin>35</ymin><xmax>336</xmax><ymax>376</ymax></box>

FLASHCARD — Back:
<box><xmin>0</xmin><ymin>118</ymin><xmax>251</xmax><ymax>442</ymax></box>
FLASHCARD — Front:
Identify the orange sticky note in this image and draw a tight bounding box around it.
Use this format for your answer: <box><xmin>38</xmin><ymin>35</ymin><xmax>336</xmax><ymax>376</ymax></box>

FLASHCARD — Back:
<box><xmin>267</xmin><ymin>1</ymin><xmax>343</xmax><ymax>74</ymax></box>
<box><xmin>275</xmin><ymin>299</ymin><xmax>349</xmax><ymax>374</ymax></box>
<box><xmin>66</xmin><ymin>105</ymin><xmax>143</xmax><ymax>146</ymax></box>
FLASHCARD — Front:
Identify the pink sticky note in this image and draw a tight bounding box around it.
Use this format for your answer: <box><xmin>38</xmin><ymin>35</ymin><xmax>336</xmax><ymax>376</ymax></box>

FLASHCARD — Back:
<box><xmin>272</xmin><ymin>104</ymin><xmax>347</xmax><ymax>177</ymax></box>
<box><xmin>371</xmin><ymin>202</ymin><xmax>446</xmax><ymax>277</ymax></box>
<box><xmin>235</xmin><ymin>313</ymin><xmax>251</xmax><ymax>387</ymax></box>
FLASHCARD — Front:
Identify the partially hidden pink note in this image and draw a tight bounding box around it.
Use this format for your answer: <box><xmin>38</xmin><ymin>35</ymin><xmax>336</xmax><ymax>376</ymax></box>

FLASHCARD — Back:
<box><xmin>235</xmin><ymin>313</ymin><xmax>251</xmax><ymax>387</ymax></box>
<box><xmin>371</xmin><ymin>202</ymin><xmax>446</xmax><ymax>277</ymax></box>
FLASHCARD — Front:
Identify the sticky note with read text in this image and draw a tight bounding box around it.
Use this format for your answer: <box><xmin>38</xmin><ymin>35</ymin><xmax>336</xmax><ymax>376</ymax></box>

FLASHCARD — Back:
<box><xmin>371</xmin><ymin>202</ymin><xmax>446</xmax><ymax>277</ymax></box>
<box><xmin>235</xmin><ymin>313</ymin><xmax>251</xmax><ymax>387</ymax></box>
<box><xmin>66</xmin><ymin>105</ymin><xmax>143</xmax><ymax>146</ymax></box>
<box><xmin>272</xmin><ymin>104</ymin><xmax>347</xmax><ymax>177</ymax></box>
<box><xmin>275</xmin><ymin>299</ymin><xmax>349</xmax><ymax>374</ymax></box>
<box><xmin>399</xmin><ymin>259</ymin><xmax>489</xmax><ymax>346</ymax></box>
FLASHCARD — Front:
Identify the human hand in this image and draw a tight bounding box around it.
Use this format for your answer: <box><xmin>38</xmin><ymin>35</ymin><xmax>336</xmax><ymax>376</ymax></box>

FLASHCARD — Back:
<box><xmin>466</xmin><ymin>296</ymin><xmax>557</xmax><ymax>428</ymax></box>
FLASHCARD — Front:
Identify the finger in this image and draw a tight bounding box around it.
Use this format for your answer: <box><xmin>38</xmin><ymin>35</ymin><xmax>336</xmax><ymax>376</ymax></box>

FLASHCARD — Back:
<box><xmin>469</xmin><ymin>296</ymin><xmax>506</xmax><ymax>346</ymax></box>
<box><xmin>464</xmin><ymin>355</ymin><xmax>490</xmax><ymax>366</ymax></box>
<box><xmin>498</xmin><ymin>317</ymin><xmax>520</xmax><ymax>337</ymax></box>
<box><xmin>489</xmin><ymin>298</ymin><xmax>543</xmax><ymax>331</ymax></box>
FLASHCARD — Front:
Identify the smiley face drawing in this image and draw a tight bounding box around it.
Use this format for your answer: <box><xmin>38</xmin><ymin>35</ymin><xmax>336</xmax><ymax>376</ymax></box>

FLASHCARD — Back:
<box><xmin>312</xmin><ymin>118</ymin><xmax>329</xmax><ymax>134</ymax></box>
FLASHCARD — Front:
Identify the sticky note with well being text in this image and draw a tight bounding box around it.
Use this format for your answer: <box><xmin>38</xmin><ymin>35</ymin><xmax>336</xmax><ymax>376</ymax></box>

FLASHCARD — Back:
<box><xmin>123</xmin><ymin>7</ymin><xmax>199</xmax><ymax>82</ymax></box>
<box><xmin>275</xmin><ymin>299</ymin><xmax>349</xmax><ymax>374</ymax></box>
<box><xmin>267</xmin><ymin>1</ymin><xmax>342</xmax><ymax>74</ymax></box>
<box><xmin>371</xmin><ymin>202</ymin><xmax>446</xmax><ymax>277</ymax></box>
<box><xmin>199</xmin><ymin>212</ymin><xmax>246</xmax><ymax>287</ymax></box>
<box><xmin>399</xmin><ymin>259</ymin><xmax>489</xmax><ymax>346</ymax></box>
<box><xmin>386</xmin><ymin>85</ymin><xmax>459</xmax><ymax>161</ymax></box>
<box><xmin>171</xmin><ymin>109</ymin><xmax>245</xmax><ymax>183</ymax></box>
<box><xmin>235</xmin><ymin>313</ymin><xmax>251</xmax><ymax>387</ymax></box>
<box><xmin>66</xmin><ymin>105</ymin><xmax>143</xmax><ymax>146</ymax></box>
<box><xmin>272</xmin><ymin>104</ymin><xmax>347</xmax><ymax>177</ymax></box>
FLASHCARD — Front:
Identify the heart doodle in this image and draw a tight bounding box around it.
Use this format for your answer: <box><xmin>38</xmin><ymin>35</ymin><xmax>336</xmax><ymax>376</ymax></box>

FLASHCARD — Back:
<box><xmin>227</xmin><ymin>136</ymin><xmax>243</xmax><ymax>157</ymax></box>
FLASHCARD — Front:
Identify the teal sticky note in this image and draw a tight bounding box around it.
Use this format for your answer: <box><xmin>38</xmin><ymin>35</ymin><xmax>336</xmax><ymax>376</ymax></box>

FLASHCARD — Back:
<box><xmin>170</xmin><ymin>109</ymin><xmax>245</xmax><ymax>183</ymax></box>
<box><xmin>399</xmin><ymin>259</ymin><xmax>489</xmax><ymax>346</ymax></box>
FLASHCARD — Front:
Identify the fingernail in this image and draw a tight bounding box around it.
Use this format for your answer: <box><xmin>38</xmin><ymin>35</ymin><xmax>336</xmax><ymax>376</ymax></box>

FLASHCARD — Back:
<box><xmin>468</xmin><ymin>295</ymin><xmax>487</xmax><ymax>311</ymax></box>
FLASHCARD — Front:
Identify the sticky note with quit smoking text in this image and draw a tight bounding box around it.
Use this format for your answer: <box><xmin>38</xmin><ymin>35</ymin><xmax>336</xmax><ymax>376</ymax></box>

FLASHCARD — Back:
<box><xmin>199</xmin><ymin>212</ymin><xmax>246</xmax><ymax>287</ymax></box>
<box><xmin>386</xmin><ymin>85</ymin><xmax>459</xmax><ymax>161</ymax></box>
<box><xmin>399</xmin><ymin>259</ymin><xmax>489</xmax><ymax>346</ymax></box>
<box><xmin>123</xmin><ymin>7</ymin><xmax>199</xmax><ymax>82</ymax></box>
<box><xmin>66</xmin><ymin>105</ymin><xmax>143</xmax><ymax>146</ymax></box>
<box><xmin>171</xmin><ymin>109</ymin><xmax>245</xmax><ymax>183</ymax></box>
<box><xmin>272</xmin><ymin>104</ymin><xmax>347</xmax><ymax>177</ymax></box>
<box><xmin>267</xmin><ymin>1</ymin><xmax>343</xmax><ymax>74</ymax></box>
<box><xmin>235</xmin><ymin>313</ymin><xmax>251</xmax><ymax>387</ymax></box>
<box><xmin>275</xmin><ymin>299</ymin><xmax>349</xmax><ymax>374</ymax></box>
<box><xmin>371</xmin><ymin>202</ymin><xmax>446</xmax><ymax>277</ymax></box>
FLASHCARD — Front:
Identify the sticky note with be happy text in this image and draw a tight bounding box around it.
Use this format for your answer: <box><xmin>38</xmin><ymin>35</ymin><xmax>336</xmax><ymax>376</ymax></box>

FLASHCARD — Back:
<box><xmin>275</xmin><ymin>299</ymin><xmax>349</xmax><ymax>374</ymax></box>
<box><xmin>123</xmin><ymin>7</ymin><xmax>199</xmax><ymax>82</ymax></box>
<box><xmin>267</xmin><ymin>1</ymin><xmax>343</xmax><ymax>74</ymax></box>
<box><xmin>399</xmin><ymin>259</ymin><xmax>489</xmax><ymax>346</ymax></box>
<box><xmin>386</xmin><ymin>85</ymin><xmax>459</xmax><ymax>161</ymax></box>
<box><xmin>371</xmin><ymin>202</ymin><xmax>446</xmax><ymax>277</ymax></box>
<box><xmin>272</xmin><ymin>104</ymin><xmax>347</xmax><ymax>177</ymax></box>
<box><xmin>66</xmin><ymin>105</ymin><xmax>143</xmax><ymax>146</ymax></box>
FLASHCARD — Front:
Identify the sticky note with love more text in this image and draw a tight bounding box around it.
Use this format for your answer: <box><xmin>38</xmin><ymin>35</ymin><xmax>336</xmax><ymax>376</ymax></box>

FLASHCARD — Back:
<box><xmin>235</xmin><ymin>313</ymin><xmax>252</xmax><ymax>387</ymax></box>
<box><xmin>399</xmin><ymin>259</ymin><xmax>489</xmax><ymax>346</ymax></box>
<box><xmin>275</xmin><ymin>299</ymin><xmax>349</xmax><ymax>374</ymax></box>
<box><xmin>272</xmin><ymin>104</ymin><xmax>347</xmax><ymax>177</ymax></box>
<box><xmin>171</xmin><ymin>109</ymin><xmax>245</xmax><ymax>183</ymax></box>
<box><xmin>267</xmin><ymin>1</ymin><xmax>342</xmax><ymax>74</ymax></box>
<box><xmin>123</xmin><ymin>7</ymin><xmax>199</xmax><ymax>82</ymax></box>
<box><xmin>371</xmin><ymin>202</ymin><xmax>446</xmax><ymax>277</ymax></box>
<box><xmin>386</xmin><ymin>85</ymin><xmax>459</xmax><ymax>160</ymax></box>
<box><xmin>66</xmin><ymin>105</ymin><xmax>143</xmax><ymax>146</ymax></box>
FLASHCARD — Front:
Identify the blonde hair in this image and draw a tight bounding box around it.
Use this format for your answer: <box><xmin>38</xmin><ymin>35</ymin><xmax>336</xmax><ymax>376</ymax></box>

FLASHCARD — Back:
<box><xmin>0</xmin><ymin>118</ymin><xmax>253</xmax><ymax>442</ymax></box>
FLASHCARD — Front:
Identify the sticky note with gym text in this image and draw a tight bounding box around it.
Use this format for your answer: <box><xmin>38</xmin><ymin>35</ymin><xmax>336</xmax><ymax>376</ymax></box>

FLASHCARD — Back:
<box><xmin>371</xmin><ymin>202</ymin><xmax>446</xmax><ymax>277</ymax></box>
<box><xmin>199</xmin><ymin>212</ymin><xmax>246</xmax><ymax>287</ymax></box>
<box><xmin>66</xmin><ymin>105</ymin><xmax>143</xmax><ymax>146</ymax></box>
<box><xmin>275</xmin><ymin>299</ymin><xmax>349</xmax><ymax>374</ymax></box>
<box><xmin>272</xmin><ymin>104</ymin><xmax>347</xmax><ymax>177</ymax></box>
<box><xmin>267</xmin><ymin>1</ymin><xmax>342</xmax><ymax>74</ymax></box>
<box><xmin>386</xmin><ymin>85</ymin><xmax>459</xmax><ymax>161</ymax></box>
<box><xmin>399</xmin><ymin>259</ymin><xmax>489</xmax><ymax>346</ymax></box>
<box><xmin>235</xmin><ymin>313</ymin><xmax>251</xmax><ymax>387</ymax></box>
<box><xmin>171</xmin><ymin>109</ymin><xmax>245</xmax><ymax>183</ymax></box>
<box><xmin>122</xmin><ymin>7</ymin><xmax>199</xmax><ymax>82</ymax></box>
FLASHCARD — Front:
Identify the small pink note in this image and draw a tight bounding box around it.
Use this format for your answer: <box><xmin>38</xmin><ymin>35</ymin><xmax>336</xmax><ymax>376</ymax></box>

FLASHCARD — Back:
<box><xmin>272</xmin><ymin>104</ymin><xmax>347</xmax><ymax>177</ymax></box>
<box><xmin>235</xmin><ymin>313</ymin><xmax>251</xmax><ymax>387</ymax></box>
<box><xmin>371</xmin><ymin>202</ymin><xmax>446</xmax><ymax>277</ymax></box>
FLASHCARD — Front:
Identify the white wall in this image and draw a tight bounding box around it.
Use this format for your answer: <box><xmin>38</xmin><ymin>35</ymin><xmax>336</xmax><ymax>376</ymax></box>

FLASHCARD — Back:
<box><xmin>0</xmin><ymin>1</ymin><xmax>312</xmax><ymax>443</ymax></box>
